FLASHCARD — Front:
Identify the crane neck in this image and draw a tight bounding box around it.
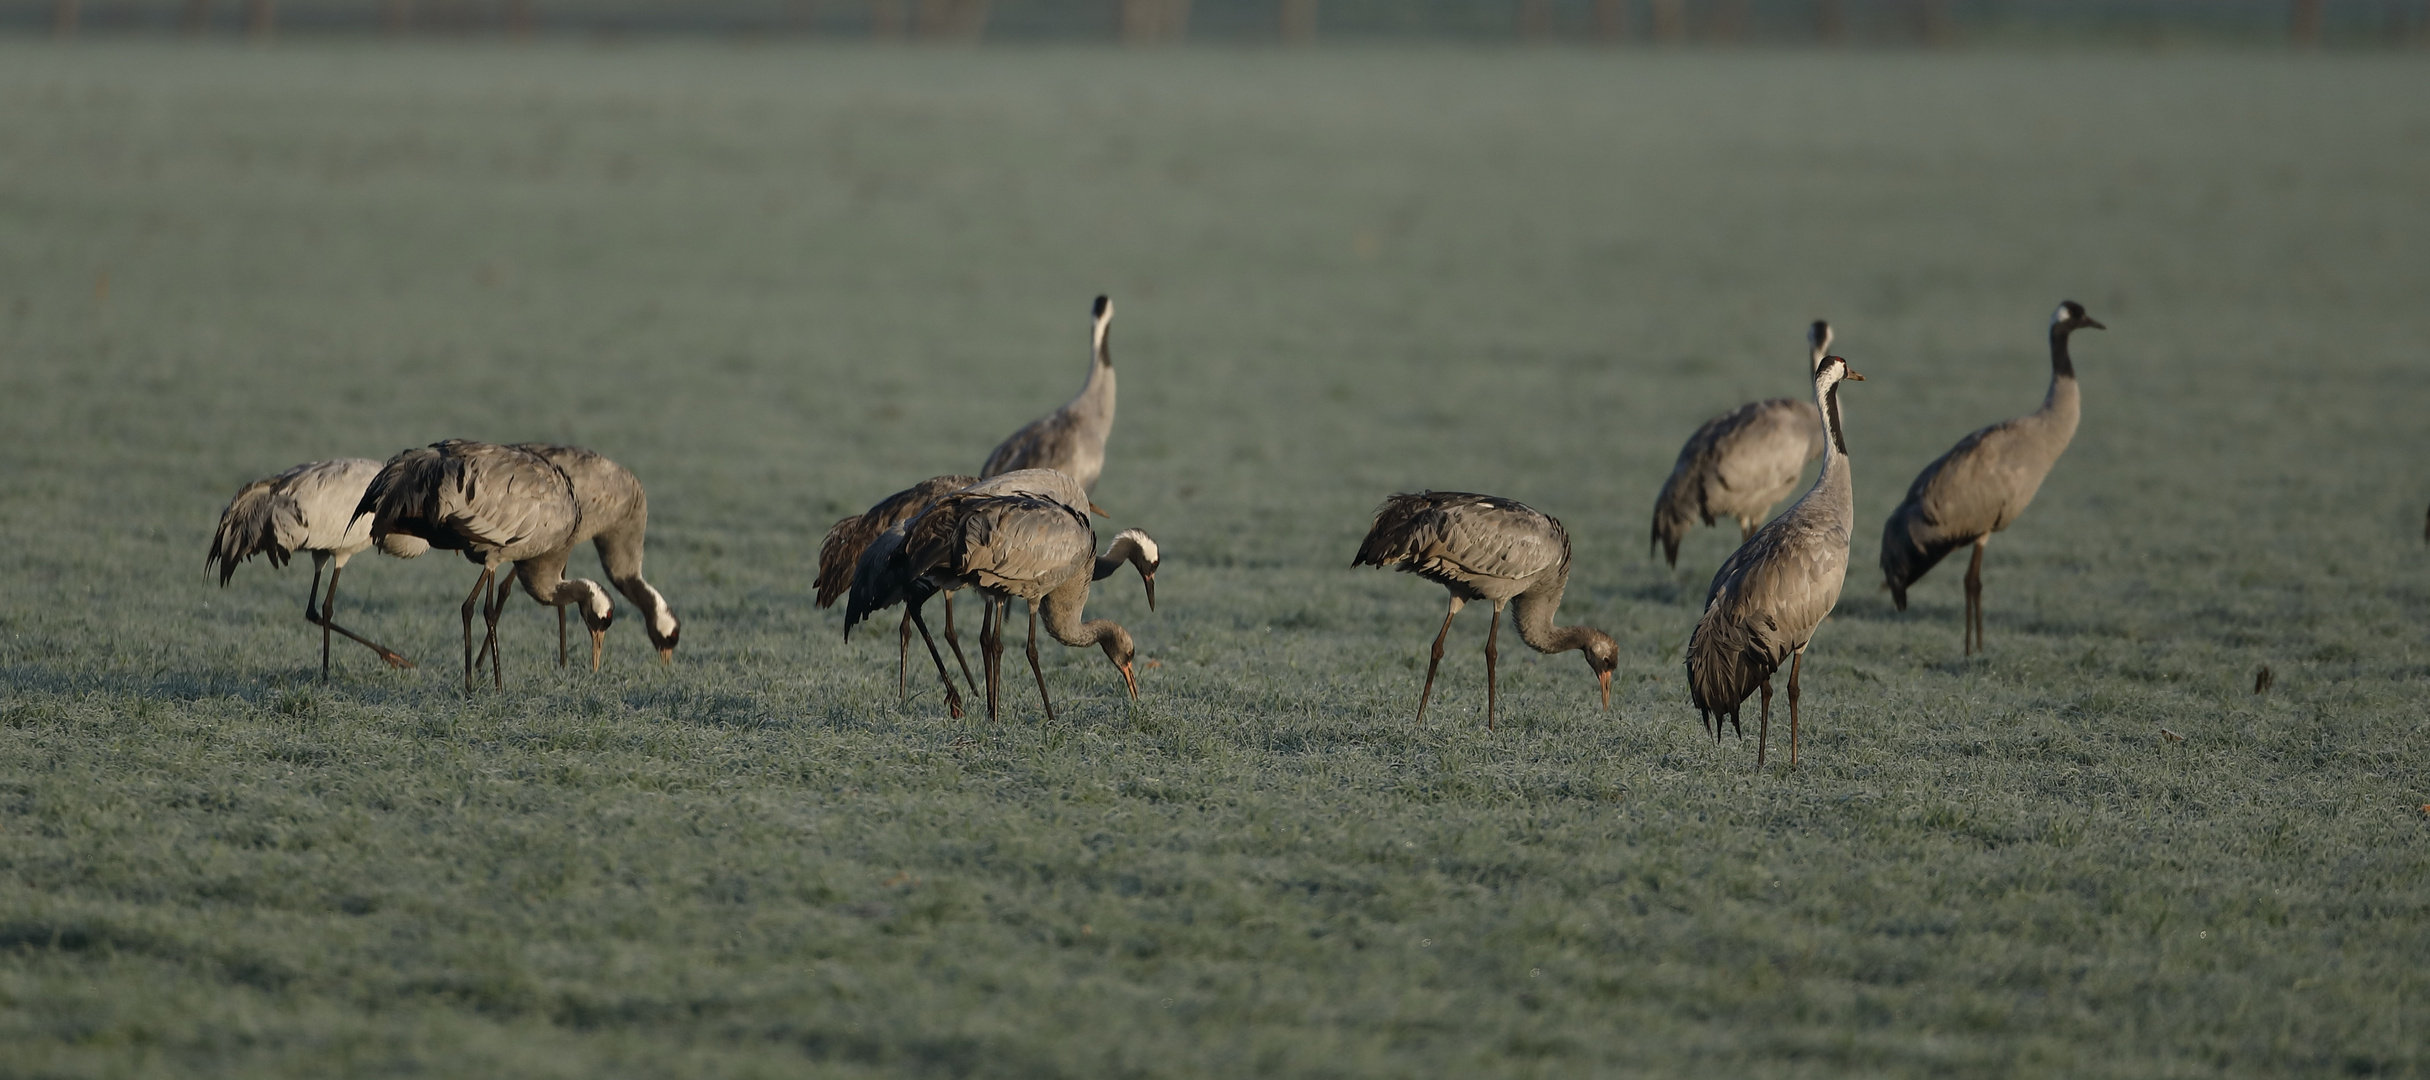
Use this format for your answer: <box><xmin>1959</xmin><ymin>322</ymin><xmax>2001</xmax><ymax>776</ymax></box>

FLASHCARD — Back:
<box><xmin>1507</xmin><ymin>561</ymin><xmax>1587</xmax><ymax>655</ymax></box>
<box><xmin>2048</xmin><ymin>322</ymin><xmax>2078</xmax><ymax>381</ymax></box>
<box><xmin>1040</xmin><ymin>577</ymin><xmax>1130</xmax><ymax>656</ymax></box>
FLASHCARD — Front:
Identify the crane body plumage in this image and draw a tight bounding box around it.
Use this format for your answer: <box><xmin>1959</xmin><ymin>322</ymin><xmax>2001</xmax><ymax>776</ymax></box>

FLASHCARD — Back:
<box><xmin>1652</xmin><ymin>321</ymin><xmax>1834</xmax><ymax>567</ymax></box>
<box><xmin>1354</xmin><ymin>491</ymin><xmax>1617</xmax><ymax>729</ymax></box>
<box><xmin>820</xmin><ymin>474</ymin><xmax>981</xmax><ymax>710</ymax></box>
<box><xmin>355</xmin><ymin>440</ymin><xmax>611</xmax><ymax>690</ymax></box>
<box><xmin>1880</xmin><ymin>301</ymin><xmax>2102</xmax><ymax>654</ymax></box>
<box><xmin>980</xmin><ymin>296</ymin><xmax>1117</xmax><ymax>504</ymax></box>
<box><xmin>1687</xmin><ymin>354</ymin><xmax>1865</xmax><ymax>768</ymax></box>
<box><xmin>207</xmin><ymin>457</ymin><xmax>417</xmax><ymax>677</ymax></box>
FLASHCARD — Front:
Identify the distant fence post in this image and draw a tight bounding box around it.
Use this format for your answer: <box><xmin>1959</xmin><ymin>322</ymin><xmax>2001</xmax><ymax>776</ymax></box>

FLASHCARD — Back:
<box><xmin>181</xmin><ymin>0</ymin><xmax>211</xmax><ymax>34</ymax></box>
<box><xmin>52</xmin><ymin>0</ymin><xmax>76</xmax><ymax>37</ymax></box>
<box><xmin>2291</xmin><ymin>0</ymin><xmax>2323</xmax><ymax>47</ymax></box>
<box><xmin>246</xmin><ymin>0</ymin><xmax>276</xmax><ymax>40</ymax></box>
<box><xmin>1710</xmin><ymin>0</ymin><xmax>1747</xmax><ymax>42</ymax></box>
<box><xmin>382</xmin><ymin>0</ymin><xmax>413</xmax><ymax>34</ymax></box>
<box><xmin>790</xmin><ymin>0</ymin><xmax>819</xmax><ymax>34</ymax></box>
<box><xmin>871</xmin><ymin>0</ymin><xmax>906</xmax><ymax>38</ymax></box>
<box><xmin>504</xmin><ymin>0</ymin><xmax>534</xmax><ymax>39</ymax></box>
<box><xmin>1279</xmin><ymin>0</ymin><xmax>1315</xmax><ymax>44</ymax></box>
<box><xmin>916</xmin><ymin>0</ymin><xmax>990</xmax><ymax>41</ymax></box>
<box><xmin>1517</xmin><ymin>0</ymin><xmax>1551</xmax><ymax>41</ymax></box>
<box><xmin>1648</xmin><ymin>0</ymin><xmax>1683</xmax><ymax>44</ymax></box>
<box><xmin>1817</xmin><ymin>0</ymin><xmax>1845</xmax><ymax>44</ymax></box>
<box><xmin>1120</xmin><ymin>0</ymin><xmax>1191</xmax><ymax>44</ymax></box>
<box><xmin>1591</xmin><ymin>0</ymin><xmax>1626</xmax><ymax>42</ymax></box>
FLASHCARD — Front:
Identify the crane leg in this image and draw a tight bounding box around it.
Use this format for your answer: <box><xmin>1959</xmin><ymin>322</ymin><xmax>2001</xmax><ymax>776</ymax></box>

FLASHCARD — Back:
<box><xmin>306</xmin><ymin>564</ymin><xmax>414</xmax><ymax>674</ymax></box>
<box><xmin>484</xmin><ymin>572</ymin><xmax>513</xmax><ymax>690</ymax></box>
<box><xmin>308</xmin><ymin>557</ymin><xmax>331</xmax><ymax>680</ymax></box>
<box><xmin>943</xmin><ymin>591</ymin><xmax>979</xmax><ymax>699</ymax></box>
<box><xmin>905</xmin><ymin>601</ymin><xmax>964</xmax><ymax>719</ymax></box>
<box><xmin>1741</xmin><ymin>520</ymin><xmax>1757</xmax><ymax>543</ymax></box>
<box><xmin>1786</xmin><ymin>646</ymin><xmax>1805</xmax><ymax>769</ymax></box>
<box><xmin>1756</xmin><ymin>677</ymin><xmax>1772</xmax><ymax>768</ymax></box>
<box><xmin>1483</xmin><ymin>603</ymin><xmax>1501</xmax><ymax>732</ymax></box>
<box><xmin>1025</xmin><ymin>601</ymin><xmax>1055</xmax><ymax>725</ymax></box>
<box><xmin>1963</xmin><ymin>537</ymin><xmax>1986</xmax><ymax>656</ymax></box>
<box><xmin>979</xmin><ymin>595</ymin><xmax>1000</xmax><ymax>723</ymax></box>
<box><xmin>558</xmin><ymin>604</ymin><xmax>568</xmax><ymax>668</ymax></box>
<box><xmin>896</xmin><ymin>609</ymin><xmax>912</xmax><ymax>701</ymax></box>
<box><xmin>459</xmin><ymin>567</ymin><xmax>492</xmax><ymax>692</ymax></box>
<box><xmin>1415</xmin><ymin>597</ymin><xmax>1464</xmax><ymax>726</ymax></box>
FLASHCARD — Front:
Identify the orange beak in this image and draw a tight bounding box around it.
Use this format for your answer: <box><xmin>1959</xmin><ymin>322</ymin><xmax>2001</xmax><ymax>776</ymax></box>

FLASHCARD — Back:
<box><xmin>657</xmin><ymin>647</ymin><xmax>674</xmax><ymax>665</ymax></box>
<box><xmin>590</xmin><ymin>628</ymin><xmax>605</xmax><ymax>672</ymax></box>
<box><xmin>1118</xmin><ymin>660</ymin><xmax>1139</xmax><ymax>699</ymax></box>
<box><xmin>1598</xmin><ymin>668</ymin><xmax>1612</xmax><ymax>711</ymax></box>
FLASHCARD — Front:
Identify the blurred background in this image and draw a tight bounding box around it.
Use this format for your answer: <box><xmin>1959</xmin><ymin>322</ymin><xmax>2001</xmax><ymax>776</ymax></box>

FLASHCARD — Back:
<box><xmin>17</xmin><ymin>0</ymin><xmax>2430</xmax><ymax>49</ymax></box>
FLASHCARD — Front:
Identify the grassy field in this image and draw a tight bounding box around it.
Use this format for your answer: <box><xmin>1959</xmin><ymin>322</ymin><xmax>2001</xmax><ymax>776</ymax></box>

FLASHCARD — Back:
<box><xmin>2</xmin><ymin>41</ymin><xmax>2427</xmax><ymax>1077</ymax></box>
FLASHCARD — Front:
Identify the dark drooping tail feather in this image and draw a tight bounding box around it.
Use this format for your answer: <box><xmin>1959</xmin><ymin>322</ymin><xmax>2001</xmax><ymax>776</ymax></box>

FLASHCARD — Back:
<box><xmin>1352</xmin><ymin>492</ymin><xmax>1442</xmax><ymax>569</ymax></box>
<box><xmin>1877</xmin><ymin>497</ymin><xmax>1968</xmax><ymax>611</ymax></box>
<box><xmin>206</xmin><ymin>478</ymin><xmax>299</xmax><ymax>585</ymax></box>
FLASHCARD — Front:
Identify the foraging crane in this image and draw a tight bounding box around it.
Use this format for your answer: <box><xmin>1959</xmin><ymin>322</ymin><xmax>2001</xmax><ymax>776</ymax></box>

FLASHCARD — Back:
<box><xmin>1880</xmin><ymin>301</ymin><xmax>2104</xmax><ymax>655</ymax></box>
<box><xmin>1652</xmin><ymin>321</ymin><xmax>1832</xmax><ymax>567</ymax></box>
<box><xmin>1353</xmin><ymin>492</ymin><xmax>1619</xmax><ymax>730</ymax></box>
<box><xmin>513</xmin><ymin>444</ymin><xmax>682</xmax><ymax>668</ymax></box>
<box><xmin>980</xmin><ymin>295</ymin><xmax>1116</xmax><ymax>513</ymax></box>
<box><xmin>818</xmin><ymin>474</ymin><xmax>980</xmax><ymax>704</ymax></box>
<box><xmin>355</xmin><ymin>440</ymin><xmax>613</xmax><ymax>691</ymax></box>
<box><xmin>206</xmin><ymin>457</ymin><xmax>418</xmax><ymax>679</ymax></box>
<box><xmin>859</xmin><ymin>490</ymin><xmax>1150</xmax><ymax>722</ymax></box>
<box><xmin>1686</xmin><ymin>354</ymin><xmax>1865</xmax><ymax>768</ymax></box>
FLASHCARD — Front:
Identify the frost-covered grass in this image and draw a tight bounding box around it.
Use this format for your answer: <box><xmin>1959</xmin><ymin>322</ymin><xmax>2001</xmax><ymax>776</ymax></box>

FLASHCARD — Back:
<box><xmin>1</xmin><ymin>42</ymin><xmax>2426</xmax><ymax>1077</ymax></box>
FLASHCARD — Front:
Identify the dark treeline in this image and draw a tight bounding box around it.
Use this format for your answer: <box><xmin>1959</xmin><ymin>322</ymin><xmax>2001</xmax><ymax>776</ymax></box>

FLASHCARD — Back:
<box><xmin>23</xmin><ymin>0</ymin><xmax>2430</xmax><ymax>46</ymax></box>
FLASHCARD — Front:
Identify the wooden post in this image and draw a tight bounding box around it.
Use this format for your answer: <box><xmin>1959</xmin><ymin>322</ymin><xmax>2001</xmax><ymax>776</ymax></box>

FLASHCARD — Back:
<box><xmin>871</xmin><ymin>0</ymin><xmax>906</xmax><ymax>38</ymax></box>
<box><xmin>789</xmin><ymin>0</ymin><xmax>819</xmax><ymax>34</ymax></box>
<box><xmin>1817</xmin><ymin>0</ymin><xmax>1845</xmax><ymax>44</ymax></box>
<box><xmin>504</xmin><ymin>0</ymin><xmax>534</xmax><ymax>39</ymax></box>
<box><xmin>1649</xmin><ymin>0</ymin><xmax>1684</xmax><ymax>44</ymax></box>
<box><xmin>53</xmin><ymin>0</ymin><xmax>78</xmax><ymax>37</ymax></box>
<box><xmin>245</xmin><ymin>0</ymin><xmax>275</xmax><ymax>41</ymax></box>
<box><xmin>1918</xmin><ymin>0</ymin><xmax>1952</xmax><ymax>46</ymax></box>
<box><xmin>2290</xmin><ymin>0</ymin><xmax>2324</xmax><ymax>47</ymax></box>
<box><xmin>1591</xmin><ymin>0</ymin><xmax>1626</xmax><ymax>42</ymax></box>
<box><xmin>1120</xmin><ymin>0</ymin><xmax>1189</xmax><ymax>44</ymax></box>
<box><xmin>382</xmin><ymin>0</ymin><xmax>414</xmax><ymax>34</ymax></box>
<box><xmin>181</xmin><ymin>0</ymin><xmax>212</xmax><ymax>34</ymax></box>
<box><xmin>1517</xmin><ymin>0</ymin><xmax>1552</xmax><ymax>41</ymax></box>
<box><xmin>1279</xmin><ymin>0</ymin><xmax>1315</xmax><ymax>44</ymax></box>
<box><xmin>1710</xmin><ymin>0</ymin><xmax>1748</xmax><ymax>42</ymax></box>
<box><xmin>916</xmin><ymin>0</ymin><xmax>990</xmax><ymax>40</ymax></box>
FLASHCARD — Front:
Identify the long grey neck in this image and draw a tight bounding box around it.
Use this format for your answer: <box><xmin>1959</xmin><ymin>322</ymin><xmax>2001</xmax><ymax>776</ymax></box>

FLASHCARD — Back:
<box><xmin>1092</xmin><ymin>535</ymin><xmax>1148</xmax><ymax>582</ymax></box>
<box><xmin>2041</xmin><ymin>325</ymin><xmax>2082</xmax><ymax>418</ymax></box>
<box><xmin>1040</xmin><ymin>577</ymin><xmax>1118</xmax><ymax>649</ymax></box>
<box><xmin>1803</xmin><ymin>376</ymin><xmax>1854</xmax><ymax>523</ymax></box>
<box><xmin>1509</xmin><ymin>561</ymin><xmax>1598</xmax><ymax>656</ymax></box>
<box><xmin>1070</xmin><ymin>345</ymin><xmax>1116</xmax><ymax>430</ymax></box>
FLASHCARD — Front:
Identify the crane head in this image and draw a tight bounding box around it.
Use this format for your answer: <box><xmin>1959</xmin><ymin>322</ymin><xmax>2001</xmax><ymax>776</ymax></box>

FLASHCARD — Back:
<box><xmin>1096</xmin><ymin>622</ymin><xmax>1139</xmax><ymax>699</ymax></box>
<box><xmin>2052</xmin><ymin>300</ymin><xmax>2104</xmax><ymax>332</ymax></box>
<box><xmin>1583</xmin><ymin>632</ymin><xmax>1619</xmax><ymax>711</ymax></box>
<box><xmin>573</xmin><ymin>580</ymin><xmax>616</xmax><ymax>672</ymax></box>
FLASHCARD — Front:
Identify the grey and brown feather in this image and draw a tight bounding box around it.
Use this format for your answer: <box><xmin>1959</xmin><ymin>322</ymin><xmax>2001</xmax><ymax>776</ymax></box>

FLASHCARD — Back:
<box><xmin>1652</xmin><ymin>321</ymin><xmax>1833</xmax><ymax>567</ymax></box>
<box><xmin>1879</xmin><ymin>302</ymin><xmax>2101</xmax><ymax>609</ymax></box>
<box><xmin>979</xmin><ymin>296</ymin><xmax>1116</xmax><ymax>493</ymax></box>
<box><xmin>1686</xmin><ymin>354</ymin><xmax>1862</xmax><ymax>763</ymax></box>
<box><xmin>1354</xmin><ymin>491</ymin><xmax>1618</xmax><ymax>725</ymax></box>
<box><xmin>816</xmin><ymin>474</ymin><xmax>976</xmax><ymax>609</ymax></box>
<box><xmin>513</xmin><ymin>443</ymin><xmax>683</xmax><ymax>656</ymax></box>
<box><xmin>208</xmin><ymin>457</ymin><xmax>387</xmax><ymax>583</ymax></box>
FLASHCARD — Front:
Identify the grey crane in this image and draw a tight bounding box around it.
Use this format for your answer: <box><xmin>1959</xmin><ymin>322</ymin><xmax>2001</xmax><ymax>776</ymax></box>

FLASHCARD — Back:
<box><xmin>513</xmin><ymin>444</ymin><xmax>682</xmax><ymax>668</ymax></box>
<box><xmin>1880</xmin><ymin>301</ymin><xmax>2103</xmax><ymax>655</ymax></box>
<box><xmin>1353</xmin><ymin>492</ymin><xmax>1619</xmax><ymax>730</ymax></box>
<box><xmin>839</xmin><ymin>470</ymin><xmax>1158</xmax><ymax>718</ymax></box>
<box><xmin>207</xmin><ymin>457</ymin><xmax>418</xmax><ymax>679</ymax></box>
<box><xmin>355</xmin><ymin>440</ymin><xmax>613</xmax><ymax>691</ymax></box>
<box><xmin>819</xmin><ymin>474</ymin><xmax>981</xmax><ymax>710</ymax></box>
<box><xmin>862</xmin><ymin>490</ymin><xmax>1150</xmax><ymax>722</ymax></box>
<box><xmin>979</xmin><ymin>295</ymin><xmax>1116</xmax><ymax>513</ymax></box>
<box><xmin>1652</xmin><ymin>321</ymin><xmax>1832</xmax><ymax>567</ymax></box>
<box><xmin>1686</xmin><ymin>354</ymin><xmax>1865</xmax><ymax>768</ymax></box>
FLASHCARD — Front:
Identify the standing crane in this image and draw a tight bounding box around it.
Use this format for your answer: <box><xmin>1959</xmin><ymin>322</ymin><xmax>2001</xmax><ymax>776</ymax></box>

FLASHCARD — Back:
<box><xmin>818</xmin><ymin>474</ymin><xmax>980</xmax><ymax>703</ymax></box>
<box><xmin>859</xmin><ymin>490</ymin><xmax>1151</xmax><ymax>722</ymax></box>
<box><xmin>354</xmin><ymin>440</ymin><xmax>614</xmax><ymax>691</ymax></box>
<box><xmin>1652</xmin><ymin>321</ymin><xmax>1831</xmax><ymax>567</ymax></box>
<box><xmin>513</xmin><ymin>444</ymin><xmax>682</xmax><ymax>668</ymax></box>
<box><xmin>1686</xmin><ymin>354</ymin><xmax>1865</xmax><ymax>768</ymax></box>
<box><xmin>206</xmin><ymin>457</ymin><xmax>418</xmax><ymax>679</ymax></box>
<box><xmin>980</xmin><ymin>295</ymin><xmax>1117</xmax><ymax>514</ymax></box>
<box><xmin>1880</xmin><ymin>301</ymin><xmax>2103</xmax><ymax>655</ymax></box>
<box><xmin>1353</xmin><ymin>492</ymin><xmax>1618</xmax><ymax>730</ymax></box>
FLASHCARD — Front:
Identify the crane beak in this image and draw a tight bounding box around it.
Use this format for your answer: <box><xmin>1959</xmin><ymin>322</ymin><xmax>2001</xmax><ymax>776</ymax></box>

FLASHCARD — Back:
<box><xmin>1598</xmin><ymin>668</ymin><xmax>1612</xmax><ymax>711</ymax></box>
<box><xmin>1142</xmin><ymin>572</ymin><xmax>1157</xmax><ymax>612</ymax></box>
<box><xmin>1843</xmin><ymin>370</ymin><xmax>1866</xmax><ymax>381</ymax></box>
<box><xmin>2083</xmin><ymin>317</ymin><xmax>2106</xmax><ymax>330</ymax></box>
<box><xmin>1089</xmin><ymin>501</ymin><xmax>1109</xmax><ymax>518</ymax></box>
<box><xmin>657</xmin><ymin>647</ymin><xmax>674</xmax><ymax>665</ymax></box>
<box><xmin>590</xmin><ymin>629</ymin><xmax>605</xmax><ymax>672</ymax></box>
<box><xmin>1118</xmin><ymin>659</ymin><xmax>1139</xmax><ymax>699</ymax></box>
